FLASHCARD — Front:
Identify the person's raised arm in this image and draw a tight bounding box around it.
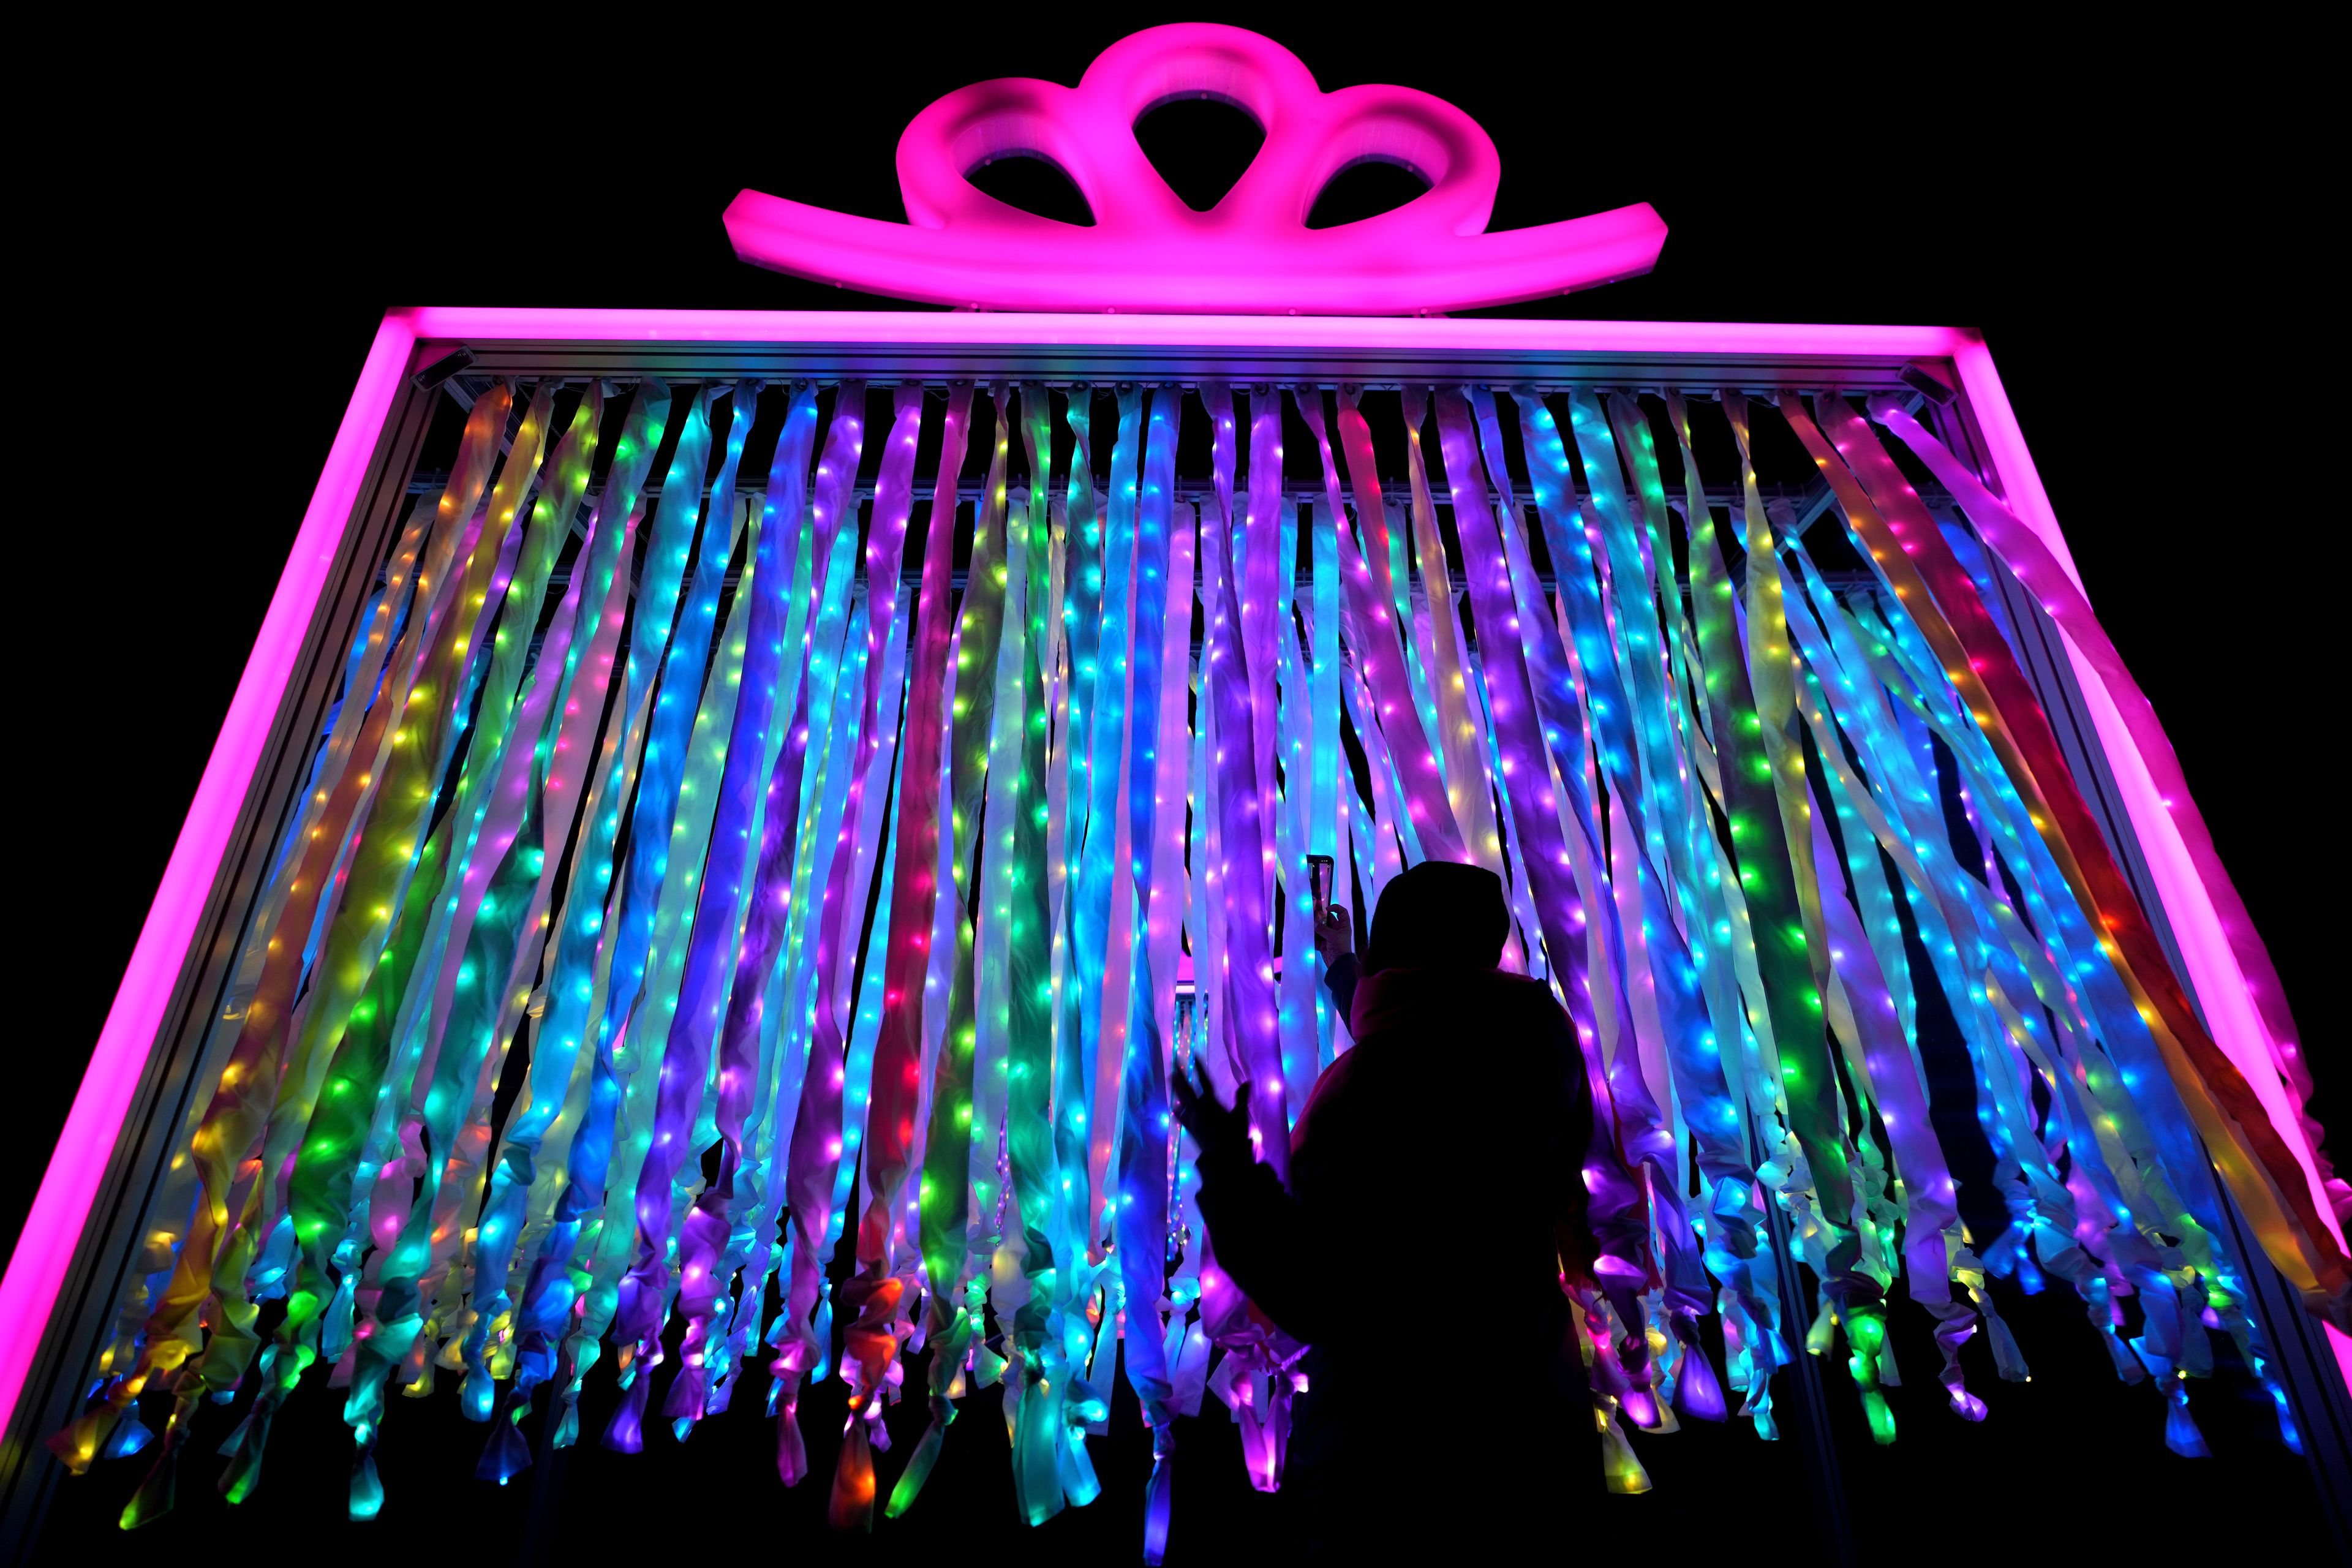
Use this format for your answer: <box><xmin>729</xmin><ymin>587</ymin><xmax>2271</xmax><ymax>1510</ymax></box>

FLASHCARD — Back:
<box><xmin>1170</xmin><ymin>1060</ymin><xmax>1338</xmax><ymax>1343</ymax></box>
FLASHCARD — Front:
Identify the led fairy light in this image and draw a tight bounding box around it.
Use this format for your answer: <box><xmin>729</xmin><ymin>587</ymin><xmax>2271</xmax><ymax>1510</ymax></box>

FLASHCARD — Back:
<box><xmin>1580</xmin><ymin>395</ymin><xmax>1712</xmax><ymax>904</ymax></box>
<box><xmin>1196</xmin><ymin>383</ymin><xmax>1287</xmax><ymax>1181</ymax></box>
<box><xmin>93</xmin><ymin>507</ymin><xmax>443</xmax><ymax>1485</ymax></box>
<box><xmin>1308</xmin><ymin>499</ymin><xmax>1338</xmax><ymax>1063</ymax></box>
<box><xmin>763</xmin><ymin>515</ymin><xmax>865</xmax><ymax>1262</ymax></box>
<box><xmin>1193</xmin><ymin>383</ymin><xmax>1304</xmax><ymax>1497</ymax></box>
<box><xmin>1191</xmin><ymin>627</ymin><xmax>1227</xmax><ymax>1109</ymax></box>
<box><xmin>443</xmin><ymin>385</ymin><xmax>673</xmax><ymax>1234</ymax></box>
<box><xmin>1272</xmin><ymin>498</ymin><xmax>1316</xmax><ymax>1115</ymax></box>
<box><xmin>758</xmin><ymin>379</ymin><xmax>881</xmax><ymax>1477</ymax></box>
<box><xmin>1325</xmin><ymin>391</ymin><xmax>1461</xmax><ymax>864</ymax></box>
<box><xmin>394</xmin><ymin>385</ymin><xmax>607</xmax><ymax>1121</ymax></box>
<box><xmin>519</xmin><ymin>405</ymin><xmax>772</xmax><ymax>1455</ymax></box>
<box><xmin>778</xmin><ymin>392</ymin><xmax>921</xmax><ymax>1490</ymax></box>
<box><xmin>1872</xmin><ymin>400</ymin><xmax>2316</xmax><ymax>1161</ymax></box>
<box><xmin>423</xmin><ymin>413</ymin><xmax>656</xmax><ymax>1310</ymax></box>
<box><xmin>1430</xmin><ymin>391</ymin><xmax>1669</xmax><ymax>1383</ymax></box>
<box><xmin>187</xmin><ymin>497</ymin><xmax>441</xmax><ymax>1310</ymax></box>
<box><xmin>341</xmin><ymin>390</ymin><xmax>621</xmax><ymax>1514</ymax></box>
<box><xmin>601</xmin><ymin>375</ymin><xmax>801</xmax><ymax>1447</ymax></box>
<box><xmin>1112</xmin><ymin>388</ymin><xmax>1192</xmax><ymax>1561</ymax></box>
<box><xmin>1814</xmin><ymin>614</ymin><xmax>2061</xmax><ymax>1288</ymax></box>
<box><xmin>1824</xmin><ymin>566</ymin><xmax>2263</xmax><ymax>1373</ymax></box>
<box><xmin>1003</xmin><ymin>384</ymin><xmax>1090</xmax><ymax>1524</ymax></box>
<box><xmin>1657</xmin><ymin>392</ymin><xmax>1825</xmax><ymax>1426</ymax></box>
<box><xmin>965</xmin><ymin>391</ymin><xmax>1032</xmax><ymax>1335</ymax></box>
<box><xmin>1392</xmin><ymin>392</ymin><xmax>1504</xmax><ymax>884</ymax></box>
<box><xmin>652</xmin><ymin>385</ymin><xmax>842</xmax><ymax>1446</ymax></box>
<box><xmin>1306</xmin><ymin>412</ymin><xmax>1419</xmax><ymax>906</ymax></box>
<box><xmin>1816</xmin><ymin>555</ymin><xmax>2292</xmax><ymax>1444</ymax></box>
<box><xmin>1770</xmin><ymin>557</ymin><xmax>1994</xmax><ymax>1415</ymax></box>
<box><xmin>1713</xmin><ymin>392</ymin><xmax>1899</xmax><ymax>1436</ymax></box>
<box><xmin>467</xmin><ymin>387</ymin><xmax>731</xmax><ymax>1444</ymax></box>
<box><xmin>302</xmin><ymin>381</ymin><xmax>582</xmax><ymax>1488</ymax></box>
<box><xmin>1649</xmin><ymin>398</ymin><xmax>1790</xmax><ymax>1408</ymax></box>
<box><xmin>1461</xmin><ymin>388</ymin><xmax>1694</xmax><ymax>1436</ymax></box>
<box><xmin>61</xmin><ymin>382</ymin><xmax>526</xmax><ymax>1502</ymax></box>
<box><xmin>827</xmin><ymin>381</ymin><xmax>967</xmax><ymax>1524</ymax></box>
<box><xmin>1074</xmin><ymin>388</ymin><xmax>1142</xmax><ymax>1251</ymax></box>
<box><xmin>1241</xmin><ymin>390</ymin><xmax>1284</xmax><ymax>925</ymax></box>
<box><xmin>822</xmin><ymin>583</ymin><xmax>909</xmax><ymax>1242</ymax></box>
<box><xmin>1054</xmin><ymin>388</ymin><xmax>1123</xmax><ymax>1257</ymax></box>
<box><xmin>824</xmin><ymin>587</ymin><xmax>913</xmax><ymax>1518</ymax></box>
<box><xmin>1520</xmin><ymin>390</ymin><xmax>1735</xmax><ymax>1420</ymax></box>
<box><xmin>565</xmin><ymin>406</ymin><xmax>756</xmax><ymax>1423</ymax></box>
<box><xmin>1382</xmin><ymin>500</ymin><xmax>1446</xmax><ymax>790</ymax></box>
<box><xmin>1787</xmin><ymin>394</ymin><xmax>2348</xmax><ymax>1320</ymax></box>
<box><xmin>1469</xmin><ymin>390</ymin><xmax>1681</xmax><ymax>1229</ymax></box>
<box><xmin>1336</xmin><ymin>647</ymin><xmax>1411</xmax><ymax>895</ymax></box>
<box><xmin>1461</xmin><ymin>595</ymin><xmax>1551</xmax><ymax>978</ymax></box>
<box><xmin>1837</xmin><ymin>644</ymin><xmax>2149</xmax><ymax>1380</ymax></box>
<box><xmin>894</xmin><ymin>385</ymin><xmax>1012</xmax><ymax>1518</ymax></box>
<box><xmin>1784</xmin><ymin>541</ymin><xmax>2090</xmax><ymax>1371</ymax></box>
<box><xmin>1039</xmin><ymin>484</ymin><xmax>1079</xmax><ymax>1233</ymax></box>
<box><xmin>570</xmin><ymin>476</ymin><xmax>767</xmax><ymax>1450</ymax></box>
<box><xmin>434</xmin><ymin>387</ymin><xmax>676</xmax><ymax>1438</ymax></box>
<box><xmin>897</xmin><ymin>667</ymin><xmax>964</xmax><ymax>1301</ymax></box>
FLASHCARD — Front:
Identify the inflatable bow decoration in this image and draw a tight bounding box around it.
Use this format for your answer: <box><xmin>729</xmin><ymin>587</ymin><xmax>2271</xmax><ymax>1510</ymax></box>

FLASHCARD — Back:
<box><xmin>725</xmin><ymin>23</ymin><xmax>1667</xmax><ymax>315</ymax></box>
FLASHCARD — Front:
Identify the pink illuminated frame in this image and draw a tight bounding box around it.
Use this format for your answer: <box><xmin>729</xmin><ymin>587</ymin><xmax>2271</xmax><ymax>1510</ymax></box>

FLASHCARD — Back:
<box><xmin>5</xmin><ymin>306</ymin><xmax>2339</xmax><ymax>1438</ymax></box>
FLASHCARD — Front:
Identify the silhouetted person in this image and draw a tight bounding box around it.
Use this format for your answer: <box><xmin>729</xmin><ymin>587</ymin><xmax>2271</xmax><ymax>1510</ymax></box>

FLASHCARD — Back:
<box><xmin>1174</xmin><ymin>861</ymin><xmax>1597</xmax><ymax>1557</ymax></box>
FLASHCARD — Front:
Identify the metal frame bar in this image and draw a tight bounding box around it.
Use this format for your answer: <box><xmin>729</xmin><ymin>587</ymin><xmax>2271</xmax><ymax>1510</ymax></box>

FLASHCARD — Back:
<box><xmin>1</xmin><ymin>326</ymin><xmax>437</xmax><ymax>1544</ymax></box>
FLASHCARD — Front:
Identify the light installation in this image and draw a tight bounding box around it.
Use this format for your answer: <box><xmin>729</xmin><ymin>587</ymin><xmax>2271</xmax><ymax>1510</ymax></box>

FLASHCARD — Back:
<box><xmin>5</xmin><ymin>23</ymin><xmax>2346</xmax><ymax>1559</ymax></box>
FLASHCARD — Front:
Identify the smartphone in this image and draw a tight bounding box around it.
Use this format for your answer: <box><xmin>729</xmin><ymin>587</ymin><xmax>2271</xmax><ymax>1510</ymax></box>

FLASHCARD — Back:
<box><xmin>1306</xmin><ymin>854</ymin><xmax>1335</xmax><ymax>927</ymax></box>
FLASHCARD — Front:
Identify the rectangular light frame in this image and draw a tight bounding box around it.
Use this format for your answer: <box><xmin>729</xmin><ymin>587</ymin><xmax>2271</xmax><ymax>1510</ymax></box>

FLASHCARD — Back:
<box><xmin>7</xmin><ymin>305</ymin><xmax>2337</xmax><ymax>1460</ymax></box>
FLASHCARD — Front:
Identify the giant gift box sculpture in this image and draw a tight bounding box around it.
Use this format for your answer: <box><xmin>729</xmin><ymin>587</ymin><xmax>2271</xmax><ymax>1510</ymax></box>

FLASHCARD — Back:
<box><xmin>8</xmin><ymin>22</ymin><xmax>2345</xmax><ymax>1561</ymax></box>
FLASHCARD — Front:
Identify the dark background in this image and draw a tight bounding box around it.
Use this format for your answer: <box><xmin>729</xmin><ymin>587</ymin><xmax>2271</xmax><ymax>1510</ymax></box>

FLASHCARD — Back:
<box><xmin>17</xmin><ymin>10</ymin><xmax>2331</xmax><ymax>1560</ymax></box>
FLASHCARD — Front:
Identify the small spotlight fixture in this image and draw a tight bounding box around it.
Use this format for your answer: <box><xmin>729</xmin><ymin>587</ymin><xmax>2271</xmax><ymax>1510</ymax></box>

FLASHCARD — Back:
<box><xmin>1899</xmin><ymin>361</ymin><xmax>1956</xmax><ymax>405</ymax></box>
<box><xmin>412</xmin><ymin>347</ymin><xmax>477</xmax><ymax>391</ymax></box>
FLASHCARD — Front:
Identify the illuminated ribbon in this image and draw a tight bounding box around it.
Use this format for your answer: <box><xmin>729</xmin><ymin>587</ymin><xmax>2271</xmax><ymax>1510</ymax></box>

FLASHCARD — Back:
<box><xmin>842</xmin><ymin>382</ymin><xmax>971</xmax><ymax>1528</ymax></box>
<box><xmin>1430</xmin><ymin>389</ymin><xmax>1646</xmax><ymax>1281</ymax></box>
<box><xmin>1863</xmin><ymin>397</ymin><xmax>2345</xmax><ymax>1303</ymax></box>
<box><xmin>429</xmin><ymin>385</ymin><xmax>674</xmax><ymax>1400</ymax></box>
<box><xmin>343</xmin><ymin>385</ymin><xmax>620</xmax><ymax>1516</ymax></box>
<box><xmin>1327</xmin><ymin>391</ymin><xmax>1463</xmax><ymax>864</ymax></box>
<box><xmin>75</xmin><ymin>383</ymin><xmax>523</xmax><ymax>1515</ymax></box>
<box><xmin>475</xmin><ymin>386</ymin><xmax>747</xmax><ymax>1474</ymax></box>
<box><xmin>1080</xmin><ymin>387</ymin><xmax>1146</xmax><ymax>1255</ymax></box>
<box><xmin>763</xmin><ymin>380</ymin><xmax>883</xmax><ymax>1475</ymax></box>
<box><xmin>1398</xmin><ymin>391</ymin><xmax>1505</xmax><ymax>875</ymax></box>
<box><xmin>1114</xmin><ymin>385</ymin><xmax>1192</xmax><ymax>1560</ymax></box>
<box><xmin>891</xmin><ymin>384</ymin><xmax>1010</xmax><ymax>1520</ymax></box>
<box><xmin>534</xmin><ymin>396</ymin><xmax>778</xmax><ymax>1450</ymax></box>
<box><xmin>1198</xmin><ymin>385</ymin><xmax>1287</xmax><ymax>1178</ymax></box>
<box><xmin>1001</xmin><ymin>385</ymin><xmax>1088</xmax><ymax>1521</ymax></box>
<box><xmin>1521</xmin><ymin>389</ymin><xmax>1733</xmax><ymax>1422</ymax></box>
<box><xmin>1194</xmin><ymin>383</ymin><xmax>1300</xmax><ymax>1495</ymax></box>
<box><xmin>1273</xmin><ymin>497</ymin><xmax>1317</xmax><ymax>1120</ymax></box>
<box><xmin>137</xmin><ymin>502</ymin><xmax>446</xmax><ymax>1495</ymax></box>
<box><xmin>823</xmin><ymin>581</ymin><xmax>913</xmax><ymax>1517</ymax></box>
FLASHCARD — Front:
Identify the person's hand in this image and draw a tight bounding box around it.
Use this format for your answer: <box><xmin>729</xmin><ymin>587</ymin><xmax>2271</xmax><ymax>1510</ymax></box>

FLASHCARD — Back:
<box><xmin>1313</xmin><ymin>903</ymin><xmax>1352</xmax><ymax>965</ymax></box>
<box><xmin>1170</xmin><ymin>1053</ymin><xmax>1254</xmax><ymax>1161</ymax></box>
